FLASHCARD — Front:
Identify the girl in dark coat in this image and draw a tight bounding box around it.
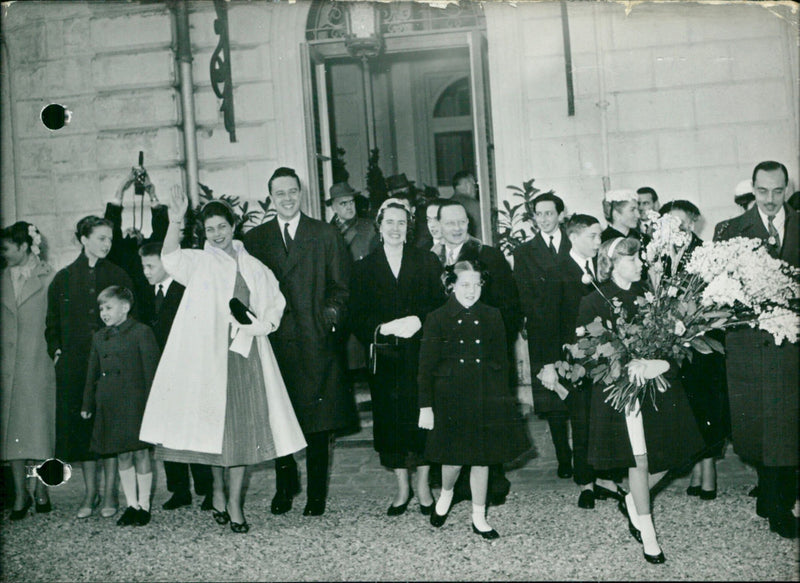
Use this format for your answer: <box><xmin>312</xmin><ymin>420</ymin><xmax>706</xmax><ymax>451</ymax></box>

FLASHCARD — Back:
<box><xmin>577</xmin><ymin>237</ymin><xmax>704</xmax><ymax>564</ymax></box>
<box><xmin>350</xmin><ymin>199</ymin><xmax>444</xmax><ymax>516</ymax></box>
<box><xmin>46</xmin><ymin>216</ymin><xmax>134</xmax><ymax>519</ymax></box>
<box><xmin>418</xmin><ymin>260</ymin><xmax>529</xmax><ymax>540</ymax></box>
<box><xmin>81</xmin><ymin>286</ymin><xmax>160</xmax><ymax>527</ymax></box>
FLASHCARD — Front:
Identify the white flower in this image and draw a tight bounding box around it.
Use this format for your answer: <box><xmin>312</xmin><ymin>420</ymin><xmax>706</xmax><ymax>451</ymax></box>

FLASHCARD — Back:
<box><xmin>27</xmin><ymin>224</ymin><xmax>42</xmax><ymax>257</ymax></box>
<box><xmin>667</xmin><ymin>286</ymin><xmax>679</xmax><ymax>298</ymax></box>
<box><xmin>604</xmin><ymin>189</ymin><xmax>638</xmax><ymax>203</ymax></box>
<box><xmin>581</xmin><ymin>273</ymin><xmax>593</xmax><ymax>285</ymax></box>
<box><xmin>575</xmin><ymin>326</ymin><xmax>586</xmax><ymax>337</ymax></box>
<box><xmin>674</xmin><ymin>320</ymin><xmax>686</xmax><ymax>336</ymax></box>
<box><xmin>758</xmin><ymin>306</ymin><xmax>800</xmax><ymax>345</ymax></box>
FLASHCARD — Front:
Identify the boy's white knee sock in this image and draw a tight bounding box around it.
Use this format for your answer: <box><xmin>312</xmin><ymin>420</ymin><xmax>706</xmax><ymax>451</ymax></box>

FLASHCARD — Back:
<box><xmin>435</xmin><ymin>488</ymin><xmax>453</xmax><ymax>516</ymax></box>
<box><xmin>118</xmin><ymin>466</ymin><xmax>138</xmax><ymax>510</ymax></box>
<box><xmin>137</xmin><ymin>472</ymin><xmax>153</xmax><ymax>512</ymax></box>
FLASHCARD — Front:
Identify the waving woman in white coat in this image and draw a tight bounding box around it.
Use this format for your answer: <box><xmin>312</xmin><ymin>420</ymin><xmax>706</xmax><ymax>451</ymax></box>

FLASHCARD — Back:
<box><xmin>139</xmin><ymin>188</ymin><xmax>306</xmax><ymax>533</ymax></box>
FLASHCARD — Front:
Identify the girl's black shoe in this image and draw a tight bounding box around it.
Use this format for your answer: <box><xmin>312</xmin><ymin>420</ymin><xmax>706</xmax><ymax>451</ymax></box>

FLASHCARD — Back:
<box><xmin>643</xmin><ymin>550</ymin><xmax>666</xmax><ymax>564</ymax></box>
<box><xmin>686</xmin><ymin>485</ymin><xmax>702</xmax><ymax>497</ymax></box>
<box><xmin>617</xmin><ymin>499</ymin><xmax>642</xmax><ymax>543</ymax></box>
<box><xmin>9</xmin><ymin>497</ymin><xmax>32</xmax><ymax>521</ymax></box>
<box><xmin>419</xmin><ymin>502</ymin><xmax>434</xmax><ymax>516</ymax></box>
<box><xmin>212</xmin><ymin>507</ymin><xmax>230</xmax><ymax>525</ymax></box>
<box><xmin>699</xmin><ymin>489</ymin><xmax>717</xmax><ymax>500</ymax></box>
<box><xmin>472</xmin><ymin>523</ymin><xmax>500</xmax><ymax>540</ymax></box>
<box><xmin>230</xmin><ymin>520</ymin><xmax>249</xmax><ymax>533</ymax></box>
<box><xmin>430</xmin><ymin>507</ymin><xmax>450</xmax><ymax>527</ymax></box>
<box><xmin>387</xmin><ymin>489</ymin><xmax>413</xmax><ymax>516</ymax></box>
<box><xmin>35</xmin><ymin>499</ymin><xmax>52</xmax><ymax>514</ymax></box>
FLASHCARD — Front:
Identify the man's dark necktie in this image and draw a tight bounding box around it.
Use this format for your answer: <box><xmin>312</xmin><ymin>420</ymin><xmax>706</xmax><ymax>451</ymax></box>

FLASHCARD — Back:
<box><xmin>548</xmin><ymin>235</ymin><xmax>557</xmax><ymax>255</ymax></box>
<box><xmin>767</xmin><ymin>215</ymin><xmax>781</xmax><ymax>257</ymax></box>
<box><xmin>284</xmin><ymin>222</ymin><xmax>293</xmax><ymax>256</ymax></box>
<box><xmin>585</xmin><ymin>260</ymin><xmax>593</xmax><ymax>280</ymax></box>
<box><xmin>155</xmin><ymin>284</ymin><xmax>165</xmax><ymax>315</ymax></box>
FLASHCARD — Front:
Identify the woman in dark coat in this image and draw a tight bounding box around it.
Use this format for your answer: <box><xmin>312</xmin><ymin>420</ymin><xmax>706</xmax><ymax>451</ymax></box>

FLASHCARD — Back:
<box><xmin>577</xmin><ymin>237</ymin><xmax>704</xmax><ymax>564</ymax></box>
<box><xmin>45</xmin><ymin>216</ymin><xmax>133</xmax><ymax>519</ymax></box>
<box><xmin>660</xmin><ymin>201</ymin><xmax>730</xmax><ymax>500</ymax></box>
<box><xmin>350</xmin><ymin>198</ymin><xmax>444</xmax><ymax>516</ymax></box>
<box><xmin>418</xmin><ymin>260</ymin><xmax>529</xmax><ymax>539</ymax></box>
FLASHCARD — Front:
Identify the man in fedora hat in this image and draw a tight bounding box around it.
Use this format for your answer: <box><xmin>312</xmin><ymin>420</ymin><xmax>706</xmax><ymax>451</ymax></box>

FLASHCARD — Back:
<box><xmin>327</xmin><ymin>182</ymin><xmax>379</xmax><ymax>263</ymax></box>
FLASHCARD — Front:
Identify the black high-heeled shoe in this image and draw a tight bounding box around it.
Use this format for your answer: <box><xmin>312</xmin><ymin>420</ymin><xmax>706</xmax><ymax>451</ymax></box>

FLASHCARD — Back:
<box><xmin>617</xmin><ymin>499</ymin><xmax>642</xmax><ymax>543</ymax></box>
<box><xmin>430</xmin><ymin>505</ymin><xmax>450</xmax><ymax>528</ymax></box>
<box><xmin>9</xmin><ymin>496</ymin><xmax>32</xmax><ymax>521</ymax></box>
<box><xmin>594</xmin><ymin>484</ymin><xmax>625</xmax><ymax>502</ymax></box>
<box><xmin>35</xmin><ymin>499</ymin><xmax>52</xmax><ymax>514</ymax></box>
<box><xmin>699</xmin><ymin>489</ymin><xmax>717</xmax><ymax>500</ymax></box>
<box><xmin>643</xmin><ymin>550</ymin><xmax>666</xmax><ymax>564</ymax></box>
<box><xmin>212</xmin><ymin>507</ymin><xmax>230</xmax><ymax>525</ymax></box>
<box><xmin>230</xmin><ymin>520</ymin><xmax>249</xmax><ymax>533</ymax></box>
<box><xmin>419</xmin><ymin>502</ymin><xmax>434</xmax><ymax>516</ymax></box>
<box><xmin>387</xmin><ymin>489</ymin><xmax>413</xmax><ymax>517</ymax></box>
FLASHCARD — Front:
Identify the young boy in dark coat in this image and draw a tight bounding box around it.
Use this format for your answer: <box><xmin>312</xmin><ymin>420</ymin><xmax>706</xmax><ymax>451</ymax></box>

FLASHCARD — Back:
<box><xmin>81</xmin><ymin>286</ymin><xmax>160</xmax><ymax>527</ymax></box>
<box><xmin>139</xmin><ymin>242</ymin><xmax>213</xmax><ymax>511</ymax></box>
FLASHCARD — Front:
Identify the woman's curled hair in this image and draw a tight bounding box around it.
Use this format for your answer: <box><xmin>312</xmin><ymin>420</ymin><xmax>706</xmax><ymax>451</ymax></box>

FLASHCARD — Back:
<box><xmin>596</xmin><ymin>237</ymin><xmax>640</xmax><ymax>282</ymax></box>
<box><xmin>441</xmin><ymin>259</ymin><xmax>489</xmax><ymax>294</ymax></box>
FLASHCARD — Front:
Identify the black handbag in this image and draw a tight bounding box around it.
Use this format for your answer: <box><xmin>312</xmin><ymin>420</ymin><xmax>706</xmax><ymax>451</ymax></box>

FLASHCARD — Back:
<box><xmin>229</xmin><ymin>298</ymin><xmax>255</xmax><ymax>325</ymax></box>
<box><xmin>369</xmin><ymin>324</ymin><xmax>400</xmax><ymax>375</ymax></box>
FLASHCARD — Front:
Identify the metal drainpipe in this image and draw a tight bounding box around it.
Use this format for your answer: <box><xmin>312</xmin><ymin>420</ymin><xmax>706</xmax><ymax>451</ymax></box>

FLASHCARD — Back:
<box><xmin>593</xmin><ymin>4</ymin><xmax>611</xmax><ymax>194</ymax></box>
<box><xmin>174</xmin><ymin>0</ymin><xmax>200</xmax><ymax>207</ymax></box>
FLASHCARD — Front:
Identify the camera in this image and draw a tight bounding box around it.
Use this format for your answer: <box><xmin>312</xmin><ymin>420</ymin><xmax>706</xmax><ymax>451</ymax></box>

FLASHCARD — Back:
<box><xmin>134</xmin><ymin>151</ymin><xmax>147</xmax><ymax>196</ymax></box>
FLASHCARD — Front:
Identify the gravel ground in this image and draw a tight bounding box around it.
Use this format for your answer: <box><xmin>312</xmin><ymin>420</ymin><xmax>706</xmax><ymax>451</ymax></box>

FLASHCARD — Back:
<box><xmin>2</xmin><ymin>476</ymin><xmax>798</xmax><ymax>581</ymax></box>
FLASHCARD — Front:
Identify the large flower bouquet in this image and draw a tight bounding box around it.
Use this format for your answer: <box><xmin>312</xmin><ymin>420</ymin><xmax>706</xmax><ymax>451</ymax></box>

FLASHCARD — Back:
<box><xmin>553</xmin><ymin>213</ymin><xmax>800</xmax><ymax>414</ymax></box>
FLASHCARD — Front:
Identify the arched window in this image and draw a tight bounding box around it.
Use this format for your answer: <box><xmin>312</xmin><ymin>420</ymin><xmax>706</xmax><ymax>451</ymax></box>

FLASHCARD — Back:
<box><xmin>432</xmin><ymin>77</ymin><xmax>474</xmax><ymax>187</ymax></box>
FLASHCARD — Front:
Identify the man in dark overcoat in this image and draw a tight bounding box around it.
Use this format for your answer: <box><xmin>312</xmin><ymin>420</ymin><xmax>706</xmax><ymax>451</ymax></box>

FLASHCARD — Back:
<box><xmin>513</xmin><ymin>192</ymin><xmax>573</xmax><ymax>480</ymax></box>
<box><xmin>327</xmin><ymin>182</ymin><xmax>379</xmax><ymax>263</ymax></box>
<box><xmin>713</xmin><ymin>160</ymin><xmax>799</xmax><ymax>539</ymax></box>
<box><xmin>244</xmin><ymin>167</ymin><xmax>357</xmax><ymax>517</ymax></box>
<box><xmin>432</xmin><ymin>199</ymin><xmax>522</xmax><ymax>505</ymax></box>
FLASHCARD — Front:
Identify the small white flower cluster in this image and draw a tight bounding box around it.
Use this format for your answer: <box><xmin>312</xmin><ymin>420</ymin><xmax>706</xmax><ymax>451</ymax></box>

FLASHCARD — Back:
<box><xmin>28</xmin><ymin>224</ymin><xmax>42</xmax><ymax>258</ymax></box>
<box><xmin>604</xmin><ymin>189</ymin><xmax>638</xmax><ymax>204</ymax></box>
<box><xmin>643</xmin><ymin>211</ymin><xmax>691</xmax><ymax>263</ymax></box>
<box><xmin>757</xmin><ymin>306</ymin><xmax>800</xmax><ymax>345</ymax></box>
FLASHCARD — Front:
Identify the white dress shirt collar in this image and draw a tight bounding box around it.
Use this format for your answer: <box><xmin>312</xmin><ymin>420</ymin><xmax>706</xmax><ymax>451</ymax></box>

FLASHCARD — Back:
<box><xmin>155</xmin><ymin>277</ymin><xmax>174</xmax><ymax>295</ymax></box>
<box><xmin>757</xmin><ymin>205</ymin><xmax>785</xmax><ymax>241</ymax></box>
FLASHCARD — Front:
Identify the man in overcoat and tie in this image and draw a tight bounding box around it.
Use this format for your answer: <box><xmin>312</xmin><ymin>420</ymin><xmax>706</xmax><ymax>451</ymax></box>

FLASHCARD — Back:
<box><xmin>244</xmin><ymin>167</ymin><xmax>357</xmax><ymax>517</ymax></box>
<box><xmin>713</xmin><ymin>160</ymin><xmax>799</xmax><ymax>539</ymax></box>
<box><xmin>513</xmin><ymin>192</ymin><xmax>574</xmax><ymax>480</ymax></box>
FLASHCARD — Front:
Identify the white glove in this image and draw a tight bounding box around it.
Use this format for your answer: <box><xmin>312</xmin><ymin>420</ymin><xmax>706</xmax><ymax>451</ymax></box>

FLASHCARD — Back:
<box><xmin>627</xmin><ymin>359</ymin><xmax>669</xmax><ymax>385</ymax></box>
<box><xmin>537</xmin><ymin>364</ymin><xmax>558</xmax><ymax>391</ymax></box>
<box><xmin>381</xmin><ymin>316</ymin><xmax>422</xmax><ymax>339</ymax></box>
<box><xmin>418</xmin><ymin>407</ymin><xmax>434</xmax><ymax>430</ymax></box>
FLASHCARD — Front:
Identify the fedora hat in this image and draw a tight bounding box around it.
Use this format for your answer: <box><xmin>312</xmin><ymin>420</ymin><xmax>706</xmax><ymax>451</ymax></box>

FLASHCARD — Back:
<box><xmin>385</xmin><ymin>173</ymin><xmax>411</xmax><ymax>191</ymax></box>
<box><xmin>326</xmin><ymin>182</ymin><xmax>359</xmax><ymax>206</ymax></box>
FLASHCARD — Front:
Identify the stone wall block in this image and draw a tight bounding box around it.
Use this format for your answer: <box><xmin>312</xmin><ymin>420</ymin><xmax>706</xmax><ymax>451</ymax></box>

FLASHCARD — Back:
<box><xmin>228</xmin><ymin>4</ymin><xmax>273</xmax><ymax>45</ymax></box>
<box><xmin>193</xmin><ymin>88</ymin><xmax>223</xmax><ymax>127</ymax></box>
<box><xmin>608</xmin><ymin>133</ymin><xmax>659</xmax><ymax>174</ymax></box>
<box><xmin>198</xmin><ymin>162</ymin><xmax>250</xmax><ymax>201</ymax></box>
<box><xmin>55</xmin><ymin>173</ymin><xmax>102</xmax><ymax>215</ymax></box>
<box><xmin>525</xmin><ymin>138</ymin><xmax>581</xmax><ymax>180</ymax></box>
<box><xmin>658</xmin><ymin>128</ymin><xmax>736</xmax><ymax>170</ymax></box>
<box><xmin>50</xmin><ymin>135</ymin><xmax>98</xmax><ymax>173</ymax></box>
<box><xmin>93</xmin><ymin>89</ymin><xmax>180</xmax><ymax>130</ymax></box>
<box><xmin>604</xmin><ymin>49</ymin><xmax>655</xmax><ymax>92</ymax></box>
<box><xmin>694</xmin><ymin>81</ymin><xmax>788</xmax><ymax>125</ymax></box>
<box><xmin>192</xmin><ymin>46</ymin><xmax>265</xmax><ymax>87</ymax></box>
<box><xmin>63</xmin><ymin>17</ymin><xmax>92</xmax><ymax>54</ymax></box>
<box><xmin>7</xmin><ymin>20</ymin><xmax>47</xmax><ymax>63</ymax></box>
<box><xmin>196</xmin><ymin>122</ymin><xmax>276</xmax><ymax>163</ymax></box>
<box><xmin>90</xmin><ymin>11</ymin><xmax>172</xmax><ymax>52</ymax></box>
<box><xmin>735</xmin><ymin>123</ymin><xmax>797</xmax><ymax>170</ymax></box>
<box><xmin>18</xmin><ymin>140</ymin><xmax>53</xmax><ymax>175</ymax></box>
<box><xmin>17</xmin><ymin>177</ymin><xmax>55</xmax><ymax>217</ymax></box>
<box><xmin>235</xmin><ymin>83</ymin><xmax>275</xmax><ymax>123</ymax></box>
<box><xmin>45</xmin><ymin>20</ymin><xmax>65</xmax><ymax>59</ymax></box>
<box><xmin>729</xmin><ymin>38</ymin><xmax>787</xmax><ymax>81</ymax></box>
<box><xmin>521</xmin><ymin>16</ymin><xmax>565</xmax><ymax>58</ymax></box>
<box><xmin>609</xmin><ymin>8</ymin><xmax>689</xmax><ymax>49</ymax></box>
<box><xmin>523</xmin><ymin>56</ymin><xmax>567</xmax><ymax>100</ymax></box>
<box><xmin>188</xmin><ymin>7</ymin><xmax>221</xmax><ymax>49</ymax></box>
<box><xmin>614</xmin><ymin>89</ymin><xmax>695</xmax><ymax>132</ymax></box>
<box><xmin>686</xmin><ymin>5</ymin><xmax>783</xmax><ymax>42</ymax></box>
<box><xmin>92</xmin><ymin>51</ymin><xmax>175</xmax><ymax>91</ymax></box>
<box><xmin>653</xmin><ymin>43</ymin><xmax>732</xmax><ymax>88</ymax></box>
<box><xmin>96</xmin><ymin>128</ymin><xmax>183</xmax><ymax>168</ymax></box>
<box><xmin>525</xmin><ymin>97</ymin><xmax>601</xmax><ymax>140</ymax></box>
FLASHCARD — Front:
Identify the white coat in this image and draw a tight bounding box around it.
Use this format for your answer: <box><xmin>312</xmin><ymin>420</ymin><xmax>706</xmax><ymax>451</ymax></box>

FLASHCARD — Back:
<box><xmin>139</xmin><ymin>240</ymin><xmax>306</xmax><ymax>456</ymax></box>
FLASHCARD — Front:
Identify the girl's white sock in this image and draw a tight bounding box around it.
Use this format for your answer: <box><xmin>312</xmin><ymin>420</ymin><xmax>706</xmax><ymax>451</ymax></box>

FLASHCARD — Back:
<box><xmin>137</xmin><ymin>472</ymin><xmax>153</xmax><ymax>512</ymax></box>
<box><xmin>435</xmin><ymin>488</ymin><xmax>453</xmax><ymax>516</ymax></box>
<box><xmin>118</xmin><ymin>466</ymin><xmax>138</xmax><ymax>509</ymax></box>
<box><xmin>638</xmin><ymin>513</ymin><xmax>662</xmax><ymax>556</ymax></box>
<box><xmin>472</xmin><ymin>503</ymin><xmax>492</xmax><ymax>532</ymax></box>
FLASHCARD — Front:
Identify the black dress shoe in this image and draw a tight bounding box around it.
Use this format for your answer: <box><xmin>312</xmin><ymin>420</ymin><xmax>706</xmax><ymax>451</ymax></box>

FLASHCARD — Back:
<box><xmin>271</xmin><ymin>467</ymin><xmax>301</xmax><ymax>515</ymax></box>
<box><xmin>686</xmin><ymin>485</ymin><xmax>702</xmax><ymax>497</ymax></box>
<box><xmin>594</xmin><ymin>484</ymin><xmax>625</xmax><ymax>502</ymax></box>
<box><xmin>617</xmin><ymin>499</ymin><xmax>642</xmax><ymax>543</ymax></box>
<box><xmin>430</xmin><ymin>507</ymin><xmax>450</xmax><ymax>527</ymax></box>
<box><xmin>9</xmin><ymin>497</ymin><xmax>32</xmax><ymax>521</ymax></box>
<box><xmin>230</xmin><ymin>520</ymin><xmax>250</xmax><ymax>533</ymax></box>
<box><xmin>212</xmin><ymin>507</ymin><xmax>230</xmax><ymax>525</ymax></box>
<box><xmin>748</xmin><ymin>485</ymin><xmax>760</xmax><ymax>497</ymax></box>
<box><xmin>135</xmin><ymin>508</ymin><xmax>151</xmax><ymax>526</ymax></box>
<box><xmin>116</xmin><ymin>506</ymin><xmax>139</xmax><ymax>526</ymax></box>
<box><xmin>699</xmin><ymin>489</ymin><xmax>717</xmax><ymax>500</ymax></box>
<box><xmin>419</xmin><ymin>502</ymin><xmax>434</xmax><ymax>516</ymax></box>
<box><xmin>35</xmin><ymin>499</ymin><xmax>52</xmax><ymax>514</ymax></box>
<box><xmin>643</xmin><ymin>550</ymin><xmax>666</xmax><ymax>564</ymax></box>
<box><xmin>162</xmin><ymin>492</ymin><xmax>192</xmax><ymax>510</ymax></box>
<box><xmin>577</xmin><ymin>489</ymin><xmax>595</xmax><ymax>509</ymax></box>
<box><xmin>387</xmin><ymin>490</ymin><xmax>413</xmax><ymax>516</ymax></box>
<box><xmin>200</xmin><ymin>494</ymin><xmax>214</xmax><ymax>511</ymax></box>
<box><xmin>472</xmin><ymin>523</ymin><xmax>500</xmax><ymax>540</ymax></box>
<box><xmin>303</xmin><ymin>498</ymin><xmax>326</xmax><ymax>516</ymax></box>
<box><xmin>557</xmin><ymin>463</ymin><xmax>573</xmax><ymax>479</ymax></box>
<box><xmin>756</xmin><ymin>497</ymin><xmax>769</xmax><ymax>519</ymax></box>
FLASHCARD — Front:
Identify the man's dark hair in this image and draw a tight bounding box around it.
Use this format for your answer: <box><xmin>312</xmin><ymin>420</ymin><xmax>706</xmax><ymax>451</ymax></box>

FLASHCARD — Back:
<box><xmin>531</xmin><ymin>192</ymin><xmax>565</xmax><ymax>215</ymax></box>
<box><xmin>451</xmin><ymin>170</ymin><xmax>474</xmax><ymax>190</ymax></box>
<box><xmin>752</xmin><ymin>161</ymin><xmax>789</xmax><ymax>186</ymax></box>
<box><xmin>659</xmin><ymin>200</ymin><xmax>700</xmax><ymax>220</ymax></box>
<box><xmin>564</xmin><ymin>213</ymin><xmax>600</xmax><ymax>237</ymax></box>
<box><xmin>138</xmin><ymin>241</ymin><xmax>163</xmax><ymax>258</ymax></box>
<box><xmin>268</xmin><ymin>167</ymin><xmax>301</xmax><ymax>193</ymax></box>
<box><xmin>636</xmin><ymin>187</ymin><xmax>658</xmax><ymax>203</ymax></box>
<box><xmin>436</xmin><ymin>198</ymin><xmax>467</xmax><ymax>221</ymax></box>
<box><xmin>97</xmin><ymin>285</ymin><xmax>134</xmax><ymax>308</ymax></box>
